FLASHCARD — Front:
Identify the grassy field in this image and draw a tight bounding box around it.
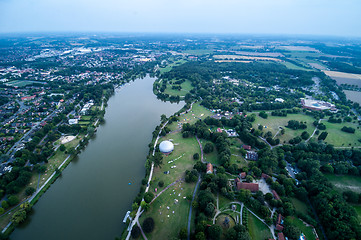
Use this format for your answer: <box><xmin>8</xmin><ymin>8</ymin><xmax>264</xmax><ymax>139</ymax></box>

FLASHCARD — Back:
<box><xmin>141</xmin><ymin>181</ymin><xmax>195</xmax><ymax>240</ymax></box>
<box><xmin>164</xmin><ymin>80</ymin><xmax>193</xmax><ymax>97</ymax></box>
<box><xmin>325</xmin><ymin>173</ymin><xmax>361</xmax><ymax>194</ymax></box>
<box><xmin>230</xmin><ymin>146</ymin><xmax>248</xmax><ymax>168</ymax></box>
<box><xmin>253</xmin><ymin>113</ymin><xmax>316</xmax><ymax>143</ymax></box>
<box><xmin>247</xmin><ymin>210</ymin><xmax>272</xmax><ymax>240</ymax></box>
<box><xmin>321</xmin><ymin>121</ymin><xmax>361</xmax><ymax>147</ymax></box>
<box><xmin>286</xmin><ymin>216</ymin><xmax>316</xmax><ymax>240</ymax></box>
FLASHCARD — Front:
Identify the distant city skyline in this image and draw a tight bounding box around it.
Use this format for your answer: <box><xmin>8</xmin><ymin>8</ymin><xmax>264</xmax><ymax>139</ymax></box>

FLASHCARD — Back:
<box><xmin>1</xmin><ymin>0</ymin><xmax>361</xmax><ymax>37</ymax></box>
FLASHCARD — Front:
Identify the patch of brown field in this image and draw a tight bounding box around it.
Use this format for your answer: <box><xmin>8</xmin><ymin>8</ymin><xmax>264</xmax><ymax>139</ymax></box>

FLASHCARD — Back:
<box><xmin>323</xmin><ymin>70</ymin><xmax>361</xmax><ymax>79</ymax></box>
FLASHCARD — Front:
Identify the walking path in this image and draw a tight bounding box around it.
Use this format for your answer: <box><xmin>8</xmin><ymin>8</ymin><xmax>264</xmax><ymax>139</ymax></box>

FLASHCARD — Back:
<box><xmin>187</xmin><ymin>176</ymin><xmax>201</xmax><ymax>240</ymax></box>
<box><xmin>195</xmin><ymin>136</ymin><xmax>205</xmax><ymax>163</ymax></box>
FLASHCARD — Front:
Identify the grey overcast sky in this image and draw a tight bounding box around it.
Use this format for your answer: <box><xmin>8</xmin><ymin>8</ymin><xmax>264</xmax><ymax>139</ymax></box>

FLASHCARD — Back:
<box><xmin>0</xmin><ymin>0</ymin><xmax>360</xmax><ymax>37</ymax></box>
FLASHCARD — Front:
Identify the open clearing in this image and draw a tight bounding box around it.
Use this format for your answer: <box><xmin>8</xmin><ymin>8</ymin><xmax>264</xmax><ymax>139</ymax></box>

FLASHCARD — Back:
<box><xmin>352</xmin><ymin>204</ymin><xmax>361</xmax><ymax>222</ymax></box>
<box><xmin>325</xmin><ymin>174</ymin><xmax>361</xmax><ymax>194</ymax></box>
<box><xmin>5</xmin><ymin>80</ymin><xmax>41</xmax><ymax>87</ymax></box>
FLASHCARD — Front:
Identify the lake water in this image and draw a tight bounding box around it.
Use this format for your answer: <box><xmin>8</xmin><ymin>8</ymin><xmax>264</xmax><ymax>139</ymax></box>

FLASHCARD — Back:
<box><xmin>10</xmin><ymin>76</ymin><xmax>183</xmax><ymax>240</ymax></box>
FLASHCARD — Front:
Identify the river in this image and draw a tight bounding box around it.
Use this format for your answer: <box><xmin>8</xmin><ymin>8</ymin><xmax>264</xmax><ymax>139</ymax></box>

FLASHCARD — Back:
<box><xmin>11</xmin><ymin>76</ymin><xmax>183</xmax><ymax>240</ymax></box>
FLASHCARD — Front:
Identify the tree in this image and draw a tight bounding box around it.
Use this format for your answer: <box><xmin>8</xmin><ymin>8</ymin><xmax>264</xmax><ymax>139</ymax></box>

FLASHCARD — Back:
<box><xmin>142</xmin><ymin>217</ymin><xmax>155</xmax><ymax>233</ymax></box>
<box><xmin>1</xmin><ymin>201</ymin><xmax>9</xmax><ymax>209</ymax></box>
<box><xmin>152</xmin><ymin>152</ymin><xmax>163</xmax><ymax>168</ymax></box>
<box><xmin>11</xmin><ymin>209</ymin><xmax>27</xmax><ymax>225</ymax></box>
<box><xmin>8</xmin><ymin>195</ymin><xmax>19</xmax><ymax>206</ymax></box>
<box><xmin>204</xmin><ymin>143</ymin><xmax>214</xmax><ymax>154</ymax></box>
<box><xmin>195</xmin><ymin>232</ymin><xmax>206</xmax><ymax>240</ymax></box>
<box><xmin>207</xmin><ymin>225</ymin><xmax>222</xmax><ymax>240</ymax></box>
<box><xmin>131</xmin><ymin>225</ymin><xmax>141</xmax><ymax>239</ymax></box>
<box><xmin>25</xmin><ymin>187</ymin><xmax>35</xmax><ymax>196</ymax></box>
<box><xmin>59</xmin><ymin>144</ymin><xmax>66</xmax><ymax>152</ymax></box>
<box><xmin>193</xmin><ymin>153</ymin><xmax>200</xmax><ymax>160</ymax></box>
<box><xmin>158</xmin><ymin>180</ymin><xmax>164</xmax><ymax>187</ymax></box>
<box><xmin>144</xmin><ymin>192</ymin><xmax>154</xmax><ymax>203</ymax></box>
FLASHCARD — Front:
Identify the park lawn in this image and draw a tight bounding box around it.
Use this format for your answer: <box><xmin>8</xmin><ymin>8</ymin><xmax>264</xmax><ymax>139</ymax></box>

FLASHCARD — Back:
<box><xmin>164</xmin><ymin>80</ymin><xmax>193</xmax><ymax>97</ymax></box>
<box><xmin>325</xmin><ymin>173</ymin><xmax>361</xmax><ymax>194</ymax></box>
<box><xmin>321</xmin><ymin>121</ymin><xmax>361</xmax><ymax>147</ymax></box>
<box><xmin>247</xmin><ymin>210</ymin><xmax>272</xmax><ymax>240</ymax></box>
<box><xmin>253</xmin><ymin>113</ymin><xmax>316</xmax><ymax>143</ymax></box>
<box><xmin>351</xmin><ymin>204</ymin><xmax>361</xmax><ymax>222</ymax></box>
<box><xmin>286</xmin><ymin>216</ymin><xmax>316</xmax><ymax>240</ymax></box>
<box><xmin>81</xmin><ymin>115</ymin><xmax>92</xmax><ymax>121</ymax></box>
<box><xmin>5</xmin><ymin>80</ymin><xmax>38</xmax><ymax>87</ymax></box>
<box><xmin>141</xmin><ymin>181</ymin><xmax>195</xmax><ymax>240</ymax></box>
<box><xmin>152</xmin><ymin>132</ymin><xmax>200</xmax><ymax>188</ymax></box>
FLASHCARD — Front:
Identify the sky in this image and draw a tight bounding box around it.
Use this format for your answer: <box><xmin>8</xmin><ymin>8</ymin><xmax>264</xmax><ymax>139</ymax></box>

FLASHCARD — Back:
<box><xmin>0</xmin><ymin>0</ymin><xmax>361</xmax><ymax>37</ymax></box>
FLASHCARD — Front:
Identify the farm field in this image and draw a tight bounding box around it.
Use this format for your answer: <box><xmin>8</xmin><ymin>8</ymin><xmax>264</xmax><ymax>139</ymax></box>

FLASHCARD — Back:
<box><xmin>321</xmin><ymin>121</ymin><xmax>361</xmax><ymax>147</ymax></box>
<box><xmin>344</xmin><ymin>90</ymin><xmax>361</xmax><ymax>105</ymax></box>
<box><xmin>325</xmin><ymin>173</ymin><xmax>361</xmax><ymax>194</ymax></box>
<box><xmin>253</xmin><ymin>113</ymin><xmax>316</xmax><ymax>143</ymax></box>
<box><xmin>323</xmin><ymin>70</ymin><xmax>361</xmax><ymax>87</ymax></box>
<box><xmin>183</xmin><ymin>49</ymin><xmax>215</xmax><ymax>55</ymax></box>
<box><xmin>247</xmin><ymin>210</ymin><xmax>272</xmax><ymax>240</ymax></box>
<box><xmin>213</xmin><ymin>55</ymin><xmax>282</xmax><ymax>62</ymax></box>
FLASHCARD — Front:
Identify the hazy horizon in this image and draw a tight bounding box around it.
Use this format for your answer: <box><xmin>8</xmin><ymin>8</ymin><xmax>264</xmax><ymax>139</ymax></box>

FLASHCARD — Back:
<box><xmin>1</xmin><ymin>0</ymin><xmax>361</xmax><ymax>37</ymax></box>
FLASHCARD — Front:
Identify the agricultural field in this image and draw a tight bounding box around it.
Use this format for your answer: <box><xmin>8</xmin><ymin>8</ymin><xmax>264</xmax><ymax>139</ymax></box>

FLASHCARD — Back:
<box><xmin>247</xmin><ymin>210</ymin><xmax>272</xmax><ymax>240</ymax></box>
<box><xmin>323</xmin><ymin>70</ymin><xmax>361</xmax><ymax>87</ymax></box>
<box><xmin>321</xmin><ymin>121</ymin><xmax>361</xmax><ymax>147</ymax></box>
<box><xmin>285</xmin><ymin>216</ymin><xmax>316</xmax><ymax>240</ymax></box>
<box><xmin>344</xmin><ymin>90</ymin><xmax>361</xmax><ymax>105</ymax></box>
<box><xmin>213</xmin><ymin>55</ymin><xmax>282</xmax><ymax>62</ymax></box>
<box><xmin>253</xmin><ymin>113</ymin><xmax>316</xmax><ymax>143</ymax></box>
<box><xmin>325</xmin><ymin>174</ymin><xmax>361</xmax><ymax>194</ymax></box>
